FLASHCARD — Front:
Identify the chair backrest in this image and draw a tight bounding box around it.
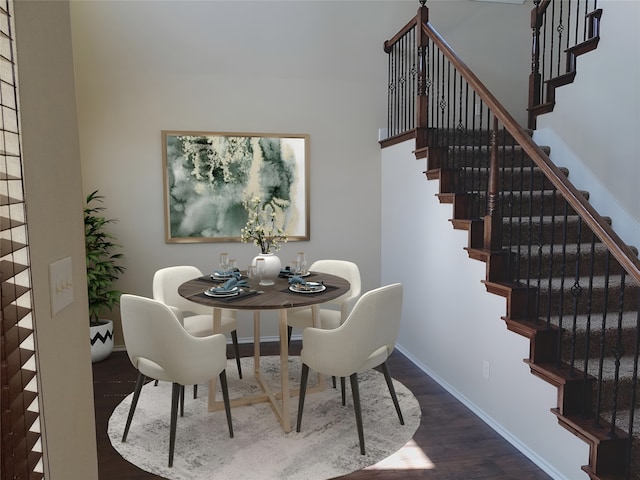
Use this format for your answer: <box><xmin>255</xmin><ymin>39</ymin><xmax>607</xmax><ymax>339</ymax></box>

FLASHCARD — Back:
<box><xmin>153</xmin><ymin>265</ymin><xmax>210</xmax><ymax>316</ymax></box>
<box><xmin>309</xmin><ymin>259</ymin><xmax>361</xmax><ymax>307</ymax></box>
<box><xmin>330</xmin><ymin>283</ymin><xmax>403</xmax><ymax>373</ymax></box>
<box><xmin>120</xmin><ymin>294</ymin><xmax>227</xmax><ymax>385</ymax></box>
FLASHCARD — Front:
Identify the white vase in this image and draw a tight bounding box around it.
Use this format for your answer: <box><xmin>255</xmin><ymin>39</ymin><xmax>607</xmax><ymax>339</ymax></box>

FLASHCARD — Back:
<box><xmin>90</xmin><ymin>319</ymin><xmax>114</xmax><ymax>363</ymax></box>
<box><xmin>252</xmin><ymin>253</ymin><xmax>282</xmax><ymax>286</ymax></box>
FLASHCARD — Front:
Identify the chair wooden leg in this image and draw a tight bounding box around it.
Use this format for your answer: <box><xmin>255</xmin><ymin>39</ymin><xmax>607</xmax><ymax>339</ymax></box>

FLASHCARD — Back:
<box><xmin>381</xmin><ymin>361</ymin><xmax>404</xmax><ymax>425</ymax></box>
<box><xmin>169</xmin><ymin>383</ymin><xmax>181</xmax><ymax>467</ymax></box>
<box><xmin>341</xmin><ymin>377</ymin><xmax>346</xmax><ymax>406</ymax></box>
<box><xmin>332</xmin><ymin>376</ymin><xmax>337</xmax><ymax>388</ymax></box>
<box><xmin>122</xmin><ymin>371</ymin><xmax>145</xmax><ymax>442</ymax></box>
<box><xmin>231</xmin><ymin>330</ymin><xmax>242</xmax><ymax>379</ymax></box>
<box><xmin>296</xmin><ymin>363</ymin><xmax>310</xmax><ymax>432</ymax></box>
<box><xmin>287</xmin><ymin>325</ymin><xmax>293</xmax><ymax>346</ymax></box>
<box><xmin>219</xmin><ymin>370</ymin><xmax>234</xmax><ymax>438</ymax></box>
<box><xmin>350</xmin><ymin>373</ymin><xmax>365</xmax><ymax>455</ymax></box>
<box><xmin>193</xmin><ymin>384</ymin><xmax>198</xmax><ymax>399</ymax></box>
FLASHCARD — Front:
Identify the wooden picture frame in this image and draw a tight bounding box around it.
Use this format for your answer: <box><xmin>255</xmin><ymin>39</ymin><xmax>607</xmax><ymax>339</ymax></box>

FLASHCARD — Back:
<box><xmin>162</xmin><ymin>131</ymin><xmax>309</xmax><ymax>243</ymax></box>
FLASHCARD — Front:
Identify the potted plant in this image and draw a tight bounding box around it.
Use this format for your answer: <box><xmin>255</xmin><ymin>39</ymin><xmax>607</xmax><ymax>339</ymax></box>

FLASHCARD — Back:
<box><xmin>85</xmin><ymin>190</ymin><xmax>126</xmax><ymax>362</ymax></box>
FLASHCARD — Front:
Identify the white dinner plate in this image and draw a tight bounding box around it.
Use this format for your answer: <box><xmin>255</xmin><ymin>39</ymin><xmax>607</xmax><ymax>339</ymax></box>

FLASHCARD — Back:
<box><xmin>288</xmin><ymin>282</ymin><xmax>326</xmax><ymax>294</ymax></box>
<box><xmin>210</xmin><ymin>273</ymin><xmax>234</xmax><ymax>280</ymax></box>
<box><xmin>204</xmin><ymin>287</ymin><xmax>240</xmax><ymax>298</ymax></box>
<box><xmin>285</xmin><ymin>271</ymin><xmax>311</xmax><ymax>278</ymax></box>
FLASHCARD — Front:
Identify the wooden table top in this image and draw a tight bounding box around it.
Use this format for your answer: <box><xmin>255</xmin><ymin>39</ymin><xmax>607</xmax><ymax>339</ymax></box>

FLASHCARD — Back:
<box><xmin>178</xmin><ymin>271</ymin><xmax>350</xmax><ymax>310</ymax></box>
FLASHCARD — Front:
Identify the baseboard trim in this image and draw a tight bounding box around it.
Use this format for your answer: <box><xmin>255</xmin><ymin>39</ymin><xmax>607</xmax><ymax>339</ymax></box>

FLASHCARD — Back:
<box><xmin>394</xmin><ymin>344</ymin><xmax>569</xmax><ymax>480</ymax></box>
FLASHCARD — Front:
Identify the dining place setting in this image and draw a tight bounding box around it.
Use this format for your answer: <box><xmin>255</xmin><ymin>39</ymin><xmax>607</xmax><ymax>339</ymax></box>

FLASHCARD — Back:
<box><xmin>197</xmin><ymin>251</ymin><xmax>333</xmax><ymax>302</ymax></box>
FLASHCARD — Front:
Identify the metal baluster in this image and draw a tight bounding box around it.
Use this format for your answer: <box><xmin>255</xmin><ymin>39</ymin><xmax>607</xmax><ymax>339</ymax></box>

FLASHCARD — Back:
<box><xmin>534</xmin><ymin>149</ymin><xmax>545</xmax><ymax>323</ymax></box>
<box><xmin>625</xmin><ymin>292</ymin><xmax>640</xmax><ymax>477</ymax></box>
<box><xmin>580</xmin><ymin>232</ymin><xmax>597</xmax><ymax>416</ymax></box>
<box><xmin>593</xmin><ymin>251</ymin><xmax>611</xmax><ymax>428</ymax></box>
<box><xmin>545</xmin><ymin>187</ymin><xmax>558</xmax><ymax>329</ymax></box>
<box><xmin>569</xmin><ymin>216</ymin><xmax>583</xmax><ymax>377</ymax></box>
<box><xmin>400</xmin><ymin>33</ymin><xmax>407</xmax><ymax>133</ymax></box>
<box><xmin>609</xmin><ymin>270</ymin><xmax>627</xmax><ymax>439</ymax></box>
<box><xmin>387</xmin><ymin>47</ymin><xmax>393</xmax><ymax>137</ymax></box>
<box><xmin>541</xmin><ymin>3</ymin><xmax>549</xmax><ymax>104</ymax></box>
<box><xmin>459</xmin><ymin>82</ymin><xmax>469</xmax><ymax>189</ymax></box>
<box><xmin>410</xmin><ymin>28</ymin><xmax>416</xmax><ymax>131</ymax></box>
<box><xmin>556</xmin><ymin>201</ymin><xmax>569</xmax><ymax>368</ymax></box>
<box><xmin>514</xmin><ymin>146</ymin><xmax>525</xmax><ymax>285</ymax></box>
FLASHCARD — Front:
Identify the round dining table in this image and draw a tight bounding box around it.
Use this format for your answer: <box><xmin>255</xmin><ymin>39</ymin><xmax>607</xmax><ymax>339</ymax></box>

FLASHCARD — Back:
<box><xmin>178</xmin><ymin>271</ymin><xmax>350</xmax><ymax>433</ymax></box>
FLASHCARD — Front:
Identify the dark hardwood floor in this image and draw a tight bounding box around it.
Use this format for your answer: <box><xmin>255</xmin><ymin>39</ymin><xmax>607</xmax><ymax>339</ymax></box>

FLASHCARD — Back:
<box><xmin>93</xmin><ymin>341</ymin><xmax>552</xmax><ymax>479</ymax></box>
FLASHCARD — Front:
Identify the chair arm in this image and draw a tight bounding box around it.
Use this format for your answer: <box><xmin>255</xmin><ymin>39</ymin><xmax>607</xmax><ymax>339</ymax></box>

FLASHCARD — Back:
<box><xmin>301</xmin><ymin>326</ymin><xmax>360</xmax><ymax>377</ymax></box>
<box><xmin>170</xmin><ymin>332</ymin><xmax>228</xmax><ymax>385</ymax></box>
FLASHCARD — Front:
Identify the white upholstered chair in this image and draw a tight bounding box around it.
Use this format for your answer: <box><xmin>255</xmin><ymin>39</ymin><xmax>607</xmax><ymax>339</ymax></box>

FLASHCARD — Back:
<box><xmin>296</xmin><ymin>283</ymin><xmax>405</xmax><ymax>455</ymax></box>
<box><xmin>153</xmin><ymin>265</ymin><xmax>242</xmax><ymax>379</ymax></box>
<box><xmin>286</xmin><ymin>259</ymin><xmax>361</xmax><ymax>343</ymax></box>
<box><xmin>120</xmin><ymin>294</ymin><xmax>233</xmax><ymax>467</ymax></box>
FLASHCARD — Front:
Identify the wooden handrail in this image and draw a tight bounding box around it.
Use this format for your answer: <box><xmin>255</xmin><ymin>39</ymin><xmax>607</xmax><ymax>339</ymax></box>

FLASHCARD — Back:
<box><xmin>383</xmin><ymin>16</ymin><xmax>418</xmax><ymax>53</ymax></box>
<box><xmin>421</xmin><ymin>21</ymin><xmax>640</xmax><ymax>284</ymax></box>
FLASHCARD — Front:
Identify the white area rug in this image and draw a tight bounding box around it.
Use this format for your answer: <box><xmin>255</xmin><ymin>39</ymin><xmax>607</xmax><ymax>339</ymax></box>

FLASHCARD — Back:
<box><xmin>108</xmin><ymin>356</ymin><xmax>421</xmax><ymax>480</ymax></box>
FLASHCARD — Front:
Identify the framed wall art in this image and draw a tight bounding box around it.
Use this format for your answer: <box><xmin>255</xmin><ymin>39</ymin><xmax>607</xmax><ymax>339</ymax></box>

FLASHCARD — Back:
<box><xmin>162</xmin><ymin>131</ymin><xmax>310</xmax><ymax>243</ymax></box>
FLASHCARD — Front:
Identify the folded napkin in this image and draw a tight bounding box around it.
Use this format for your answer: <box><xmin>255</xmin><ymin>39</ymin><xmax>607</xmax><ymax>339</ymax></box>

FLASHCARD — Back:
<box><xmin>211</xmin><ymin>277</ymin><xmax>247</xmax><ymax>292</ymax></box>
<box><xmin>214</xmin><ymin>269</ymin><xmax>242</xmax><ymax>279</ymax></box>
<box><xmin>288</xmin><ymin>275</ymin><xmax>307</xmax><ymax>286</ymax></box>
<box><xmin>279</xmin><ymin>267</ymin><xmax>292</xmax><ymax>278</ymax></box>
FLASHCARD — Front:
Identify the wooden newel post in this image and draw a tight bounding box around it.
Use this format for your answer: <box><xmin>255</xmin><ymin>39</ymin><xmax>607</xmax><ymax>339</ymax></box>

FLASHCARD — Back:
<box><xmin>484</xmin><ymin>116</ymin><xmax>502</xmax><ymax>252</ymax></box>
<box><xmin>528</xmin><ymin>0</ymin><xmax>542</xmax><ymax>129</ymax></box>
<box><xmin>415</xmin><ymin>1</ymin><xmax>430</xmax><ymax>152</ymax></box>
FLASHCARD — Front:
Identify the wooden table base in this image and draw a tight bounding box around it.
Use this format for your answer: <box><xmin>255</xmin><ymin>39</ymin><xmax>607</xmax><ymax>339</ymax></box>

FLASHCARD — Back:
<box><xmin>207</xmin><ymin>308</ymin><xmax>325</xmax><ymax>433</ymax></box>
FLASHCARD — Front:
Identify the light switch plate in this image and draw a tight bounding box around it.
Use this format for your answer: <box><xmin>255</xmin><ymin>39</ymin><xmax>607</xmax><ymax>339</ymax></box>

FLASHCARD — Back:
<box><xmin>49</xmin><ymin>256</ymin><xmax>74</xmax><ymax>316</ymax></box>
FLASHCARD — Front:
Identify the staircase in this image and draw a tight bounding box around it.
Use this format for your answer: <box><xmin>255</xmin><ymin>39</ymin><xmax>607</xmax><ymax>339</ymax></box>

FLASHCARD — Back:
<box><xmin>381</xmin><ymin>2</ymin><xmax>640</xmax><ymax>478</ymax></box>
<box><xmin>425</xmin><ymin>131</ymin><xmax>640</xmax><ymax>480</ymax></box>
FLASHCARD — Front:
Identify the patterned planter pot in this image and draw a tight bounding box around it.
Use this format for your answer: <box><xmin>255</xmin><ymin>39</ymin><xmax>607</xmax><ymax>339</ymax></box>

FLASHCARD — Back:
<box><xmin>90</xmin><ymin>319</ymin><xmax>114</xmax><ymax>363</ymax></box>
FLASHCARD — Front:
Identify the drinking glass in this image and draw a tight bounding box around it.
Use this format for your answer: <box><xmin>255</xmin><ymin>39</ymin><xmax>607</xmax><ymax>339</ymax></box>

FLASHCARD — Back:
<box><xmin>296</xmin><ymin>252</ymin><xmax>307</xmax><ymax>275</ymax></box>
<box><xmin>246</xmin><ymin>265</ymin><xmax>257</xmax><ymax>284</ymax></box>
<box><xmin>290</xmin><ymin>260</ymin><xmax>299</xmax><ymax>276</ymax></box>
<box><xmin>256</xmin><ymin>258</ymin><xmax>267</xmax><ymax>285</ymax></box>
<box><xmin>219</xmin><ymin>252</ymin><xmax>229</xmax><ymax>275</ymax></box>
<box><xmin>229</xmin><ymin>259</ymin><xmax>237</xmax><ymax>273</ymax></box>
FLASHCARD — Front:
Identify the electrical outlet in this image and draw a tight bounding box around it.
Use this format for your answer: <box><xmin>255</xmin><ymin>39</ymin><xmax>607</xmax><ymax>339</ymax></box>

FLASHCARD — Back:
<box><xmin>482</xmin><ymin>360</ymin><xmax>490</xmax><ymax>380</ymax></box>
<box><xmin>49</xmin><ymin>256</ymin><xmax>74</xmax><ymax>316</ymax></box>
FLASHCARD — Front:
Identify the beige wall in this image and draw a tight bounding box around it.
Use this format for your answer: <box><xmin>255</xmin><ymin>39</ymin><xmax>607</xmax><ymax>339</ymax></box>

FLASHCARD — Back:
<box><xmin>7</xmin><ymin>1</ymin><xmax>534</xmax><ymax>478</ymax></box>
<box><xmin>70</xmin><ymin>0</ymin><xmax>531</xmax><ymax>347</ymax></box>
<box><xmin>13</xmin><ymin>1</ymin><xmax>98</xmax><ymax>479</ymax></box>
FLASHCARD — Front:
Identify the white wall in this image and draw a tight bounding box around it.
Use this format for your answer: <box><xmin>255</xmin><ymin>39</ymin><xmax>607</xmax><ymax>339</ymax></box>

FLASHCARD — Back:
<box><xmin>381</xmin><ymin>141</ymin><xmax>588</xmax><ymax>479</ymax></box>
<box><xmin>70</xmin><ymin>0</ymin><xmax>532</xmax><ymax>345</ymax></box>
<box><xmin>534</xmin><ymin>0</ymin><xmax>640</xmax><ymax>249</ymax></box>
